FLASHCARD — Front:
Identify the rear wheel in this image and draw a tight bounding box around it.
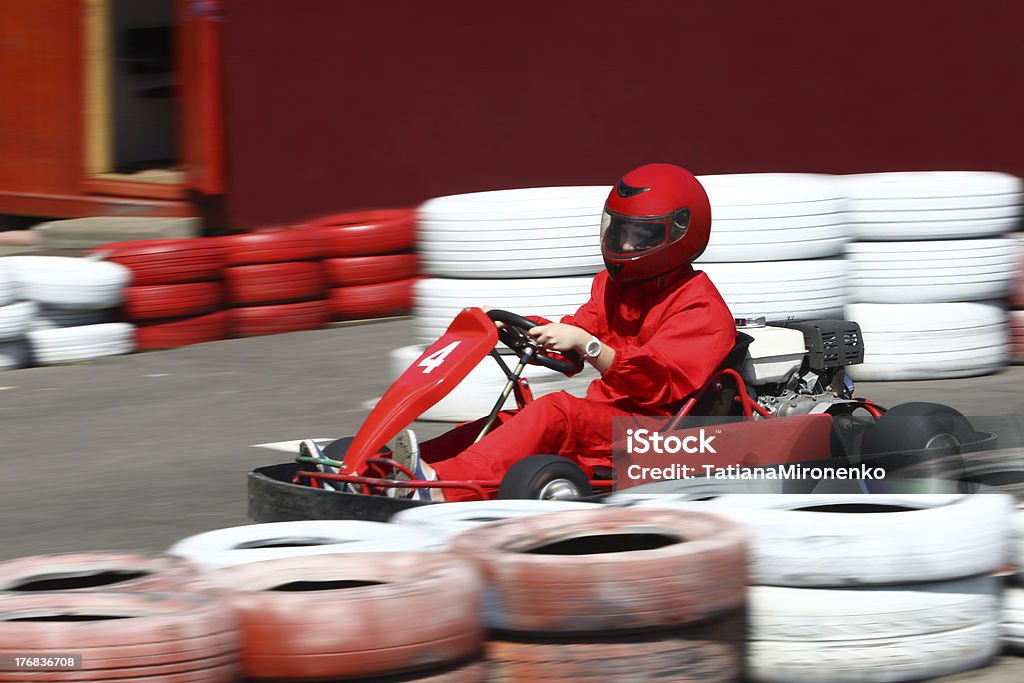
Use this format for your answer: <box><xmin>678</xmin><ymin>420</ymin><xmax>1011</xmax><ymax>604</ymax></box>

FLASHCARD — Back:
<box><xmin>860</xmin><ymin>402</ymin><xmax>977</xmax><ymax>491</ymax></box>
<box><xmin>497</xmin><ymin>455</ymin><xmax>592</xmax><ymax>500</ymax></box>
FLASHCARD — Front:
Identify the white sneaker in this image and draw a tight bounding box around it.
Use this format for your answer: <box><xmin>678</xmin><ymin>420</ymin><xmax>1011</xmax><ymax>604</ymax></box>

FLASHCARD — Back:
<box><xmin>299</xmin><ymin>439</ymin><xmax>347</xmax><ymax>492</ymax></box>
<box><xmin>389</xmin><ymin>430</ymin><xmax>443</xmax><ymax>501</ymax></box>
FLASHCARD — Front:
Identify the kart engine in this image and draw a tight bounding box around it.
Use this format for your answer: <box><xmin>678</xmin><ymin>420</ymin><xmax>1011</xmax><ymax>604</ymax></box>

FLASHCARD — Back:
<box><xmin>738</xmin><ymin>319</ymin><xmax>865</xmax><ymax>419</ymax></box>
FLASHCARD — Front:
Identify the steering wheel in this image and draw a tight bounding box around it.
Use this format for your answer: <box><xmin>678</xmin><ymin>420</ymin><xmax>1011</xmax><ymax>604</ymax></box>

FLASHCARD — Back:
<box><xmin>485</xmin><ymin>309</ymin><xmax>585</xmax><ymax>376</ymax></box>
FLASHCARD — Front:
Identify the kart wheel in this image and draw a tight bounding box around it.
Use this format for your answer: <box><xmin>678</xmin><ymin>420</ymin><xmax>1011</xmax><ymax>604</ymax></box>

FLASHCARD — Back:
<box><xmin>861</xmin><ymin>402</ymin><xmax>976</xmax><ymax>454</ymax></box>
<box><xmin>497</xmin><ymin>455</ymin><xmax>592</xmax><ymax>500</ymax></box>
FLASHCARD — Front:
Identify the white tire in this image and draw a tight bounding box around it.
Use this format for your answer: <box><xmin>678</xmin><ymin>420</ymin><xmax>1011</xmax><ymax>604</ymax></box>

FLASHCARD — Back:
<box><xmin>847</xmin><ymin>239</ymin><xmax>1018</xmax><ymax>303</ymax></box>
<box><xmin>422</xmin><ymin>254</ymin><xmax>603</xmax><ymax>278</ymax></box>
<box><xmin>392</xmin><ymin>500</ymin><xmax>601</xmax><ymax>543</ymax></box>
<box><xmin>3</xmin><ymin>255</ymin><xmax>130</xmax><ymax>309</ymax></box>
<box><xmin>389</xmin><ymin>344</ymin><xmax>598</xmax><ymax>421</ymax></box>
<box><xmin>0</xmin><ymin>262</ymin><xmax>18</xmax><ymax>306</ymax></box>
<box><xmin>167</xmin><ymin>520</ymin><xmax>442</xmax><ymax>571</ymax></box>
<box><xmin>702</xmin><ymin>494</ymin><xmax>1012</xmax><ymax>586</ymax></box>
<box><xmin>1004</xmin><ymin>588</ymin><xmax>1024</xmax><ymax>651</ymax></box>
<box><xmin>699</xmin><ymin>259</ymin><xmax>847</xmax><ymax>322</ymax></box>
<box><xmin>412</xmin><ymin>276</ymin><xmax>593</xmax><ymax>347</ymax></box>
<box><xmin>749</xmin><ymin>621</ymin><xmax>999</xmax><ymax>683</ymax></box>
<box><xmin>0</xmin><ymin>340</ymin><xmax>29</xmax><ymax>370</ymax></box>
<box><xmin>28</xmin><ymin>306</ymin><xmax>113</xmax><ymax>331</ymax></box>
<box><xmin>26</xmin><ymin>322</ymin><xmax>135</xmax><ymax>365</ymax></box>
<box><xmin>846</xmin><ymin>302</ymin><xmax>1009</xmax><ymax>381</ymax></box>
<box><xmin>418</xmin><ymin>186</ymin><xmax>610</xmax><ymax>221</ymax></box>
<box><xmin>0</xmin><ymin>301</ymin><xmax>37</xmax><ymax>341</ymax></box>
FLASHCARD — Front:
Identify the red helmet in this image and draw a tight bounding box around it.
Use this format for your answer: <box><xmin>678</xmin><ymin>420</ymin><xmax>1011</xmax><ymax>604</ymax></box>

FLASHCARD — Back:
<box><xmin>600</xmin><ymin>163</ymin><xmax>711</xmax><ymax>283</ymax></box>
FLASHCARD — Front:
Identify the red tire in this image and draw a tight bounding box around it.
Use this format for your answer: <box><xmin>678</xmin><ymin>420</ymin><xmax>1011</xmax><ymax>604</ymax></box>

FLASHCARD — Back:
<box><xmin>324</xmin><ymin>253</ymin><xmax>419</xmax><ymax>286</ymax></box>
<box><xmin>449</xmin><ymin>507</ymin><xmax>747</xmax><ymax>634</ymax></box>
<box><xmin>327</xmin><ymin>277</ymin><xmax>417</xmax><ymax>321</ymax></box>
<box><xmin>122</xmin><ymin>281</ymin><xmax>224</xmax><ymax>320</ymax></box>
<box><xmin>0</xmin><ymin>592</ymin><xmax>240</xmax><ymax>682</ymax></box>
<box><xmin>0</xmin><ymin>553</ymin><xmax>194</xmax><ymax>593</ymax></box>
<box><xmin>224</xmin><ymin>261</ymin><xmax>325</xmax><ymax>306</ymax></box>
<box><xmin>487</xmin><ymin>621</ymin><xmax>743</xmax><ymax>682</ymax></box>
<box><xmin>190</xmin><ymin>553</ymin><xmax>483</xmax><ymax>681</ymax></box>
<box><xmin>310</xmin><ymin>209</ymin><xmax>416</xmax><ymax>257</ymax></box>
<box><xmin>88</xmin><ymin>238</ymin><xmax>225</xmax><ymax>285</ymax></box>
<box><xmin>135</xmin><ymin>311</ymin><xmax>229</xmax><ymax>351</ymax></box>
<box><xmin>228</xmin><ymin>300</ymin><xmax>329</xmax><ymax>337</ymax></box>
<box><xmin>220</xmin><ymin>228</ymin><xmax>326</xmax><ymax>266</ymax></box>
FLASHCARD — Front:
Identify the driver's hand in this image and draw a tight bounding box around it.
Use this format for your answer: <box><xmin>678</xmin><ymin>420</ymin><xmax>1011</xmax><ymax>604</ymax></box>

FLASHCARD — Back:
<box><xmin>528</xmin><ymin>323</ymin><xmax>590</xmax><ymax>353</ymax></box>
<box><xmin>479</xmin><ymin>305</ymin><xmax>505</xmax><ymax>328</ymax></box>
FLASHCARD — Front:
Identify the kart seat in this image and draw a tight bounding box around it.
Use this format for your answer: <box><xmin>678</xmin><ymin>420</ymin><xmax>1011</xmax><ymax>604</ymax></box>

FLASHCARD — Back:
<box><xmin>670</xmin><ymin>331</ymin><xmax>754</xmax><ymax>425</ymax></box>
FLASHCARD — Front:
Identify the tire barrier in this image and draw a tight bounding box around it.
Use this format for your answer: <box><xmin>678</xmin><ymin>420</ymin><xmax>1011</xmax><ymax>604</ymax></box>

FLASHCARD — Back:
<box><xmin>324</xmin><ymin>253</ymin><xmax>419</xmax><ymax>286</ymax></box>
<box><xmin>1005</xmin><ymin>588</ymin><xmax>1024</xmax><ymax>653</ymax></box>
<box><xmin>168</xmin><ymin>520</ymin><xmax>443</xmax><ymax>570</ymax></box>
<box><xmin>391</xmin><ymin>500</ymin><xmax>602</xmax><ymax>543</ymax></box>
<box><xmin>224</xmin><ymin>261</ymin><xmax>326</xmax><ymax>307</ymax></box>
<box><xmin>227</xmin><ymin>299</ymin><xmax>330</xmax><ymax>338</ymax></box>
<box><xmin>0</xmin><ymin>301</ymin><xmax>36</xmax><ymax>341</ymax></box>
<box><xmin>190</xmin><ymin>552</ymin><xmax>483</xmax><ymax>681</ymax></box>
<box><xmin>220</xmin><ymin>228</ymin><xmax>326</xmax><ymax>266</ymax></box>
<box><xmin>328</xmin><ymin>277</ymin><xmax>417</xmax><ymax>321</ymax></box>
<box><xmin>486</xmin><ymin>622</ymin><xmax>743</xmax><ymax>683</ymax></box>
<box><xmin>0</xmin><ymin>591</ymin><xmax>241</xmax><ymax>682</ymax></box>
<box><xmin>88</xmin><ymin>238</ymin><xmax>225</xmax><ymax>285</ymax></box>
<box><xmin>3</xmin><ymin>256</ymin><xmax>130</xmax><ymax>310</ymax></box>
<box><xmin>418</xmin><ymin>186</ymin><xmax>608</xmax><ymax>278</ymax></box>
<box><xmin>698</xmin><ymin>259</ymin><xmax>848</xmax><ymax>323</ymax></box>
<box><xmin>448</xmin><ymin>506</ymin><xmax>746</xmax><ymax>632</ymax></box>
<box><xmin>748</xmin><ymin>577</ymin><xmax>1002</xmax><ymax>682</ymax></box>
<box><xmin>27</xmin><ymin>307</ymin><xmax>112</xmax><ymax>331</ymax></box>
<box><xmin>412</xmin><ymin>276</ymin><xmax>593</xmax><ymax>348</ymax></box>
<box><xmin>312</xmin><ymin>208</ymin><xmax>417</xmax><ymax>257</ymax></box>
<box><xmin>122</xmin><ymin>281</ymin><xmax>224</xmax><ymax>320</ymax></box>
<box><xmin>846</xmin><ymin>302</ymin><xmax>1009</xmax><ymax>380</ymax></box>
<box><xmin>841</xmin><ymin>171</ymin><xmax>1022</xmax><ymax>240</ymax></box>
<box><xmin>697</xmin><ymin>173</ymin><xmax>850</xmax><ymax>262</ymax></box>
<box><xmin>0</xmin><ymin>552</ymin><xmax>194</xmax><ymax>593</ymax></box>
<box><xmin>26</xmin><ymin>322</ymin><xmax>135</xmax><ymax>366</ymax></box>
<box><xmin>847</xmin><ymin>238</ymin><xmax>1018</xmax><ymax>304</ymax></box>
<box><xmin>389</xmin><ymin>343</ymin><xmax>598</xmax><ymax>421</ymax></box>
<box><xmin>134</xmin><ymin>311</ymin><xmax>230</xmax><ymax>351</ymax></box>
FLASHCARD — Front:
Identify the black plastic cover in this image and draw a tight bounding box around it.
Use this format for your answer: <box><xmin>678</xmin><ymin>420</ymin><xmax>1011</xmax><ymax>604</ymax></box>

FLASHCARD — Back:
<box><xmin>785</xmin><ymin>319</ymin><xmax>865</xmax><ymax>371</ymax></box>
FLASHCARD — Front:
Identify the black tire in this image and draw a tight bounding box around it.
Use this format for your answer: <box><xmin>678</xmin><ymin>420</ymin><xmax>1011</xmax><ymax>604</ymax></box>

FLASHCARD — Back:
<box><xmin>861</xmin><ymin>402</ymin><xmax>977</xmax><ymax>455</ymax></box>
<box><xmin>497</xmin><ymin>455</ymin><xmax>592</xmax><ymax>500</ymax></box>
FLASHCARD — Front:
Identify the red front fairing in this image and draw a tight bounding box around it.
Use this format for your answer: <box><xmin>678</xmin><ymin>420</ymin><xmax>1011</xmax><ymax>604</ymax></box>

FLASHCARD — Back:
<box><xmin>340</xmin><ymin>307</ymin><xmax>499</xmax><ymax>476</ymax></box>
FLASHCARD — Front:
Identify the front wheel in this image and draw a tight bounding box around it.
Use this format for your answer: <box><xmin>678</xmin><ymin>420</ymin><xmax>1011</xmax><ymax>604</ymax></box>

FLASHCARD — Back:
<box><xmin>497</xmin><ymin>455</ymin><xmax>592</xmax><ymax>500</ymax></box>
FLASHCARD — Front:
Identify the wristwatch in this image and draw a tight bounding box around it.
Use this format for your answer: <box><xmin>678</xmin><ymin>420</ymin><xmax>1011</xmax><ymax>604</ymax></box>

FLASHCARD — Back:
<box><xmin>584</xmin><ymin>336</ymin><xmax>602</xmax><ymax>359</ymax></box>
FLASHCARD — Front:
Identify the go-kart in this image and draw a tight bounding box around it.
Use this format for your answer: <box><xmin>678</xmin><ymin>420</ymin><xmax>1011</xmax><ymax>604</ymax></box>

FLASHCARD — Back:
<box><xmin>248</xmin><ymin>308</ymin><xmax>997</xmax><ymax>522</ymax></box>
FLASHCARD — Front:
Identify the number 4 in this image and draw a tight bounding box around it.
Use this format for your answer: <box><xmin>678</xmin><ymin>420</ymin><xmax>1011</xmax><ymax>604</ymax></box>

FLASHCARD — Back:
<box><xmin>417</xmin><ymin>341</ymin><xmax>462</xmax><ymax>374</ymax></box>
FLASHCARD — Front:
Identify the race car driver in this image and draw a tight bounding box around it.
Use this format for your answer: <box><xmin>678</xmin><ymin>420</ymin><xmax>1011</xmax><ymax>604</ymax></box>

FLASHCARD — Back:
<box><xmin>397</xmin><ymin>163</ymin><xmax>737</xmax><ymax>501</ymax></box>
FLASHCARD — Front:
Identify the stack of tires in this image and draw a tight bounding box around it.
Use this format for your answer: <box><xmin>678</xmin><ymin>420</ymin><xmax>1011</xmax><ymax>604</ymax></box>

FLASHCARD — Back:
<box><xmin>694</xmin><ymin>173</ymin><xmax>851</xmax><ymax>322</ymax></box>
<box><xmin>0</xmin><ymin>259</ymin><xmax>31</xmax><ymax>369</ymax></box>
<box><xmin>221</xmin><ymin>229</ymin><xmax>330</xmax><ymax>337</ymax></box>
<box><xmin>0</xmin><ymin>551</ymin><xmax>242</xmax><ymax>682</ymax></box>
<box><xmin>2</xmin><ymin>255</ymin><xmax>134</xmax><ymax>365</ymax></box>
<box><xmin>405</xmin><ymin>188</ymin><xmax>609</xmax><ymax>421</ymax></box>
<box><xmin>189</xmin><ymin>552</ymin><xmax>485</xmax><ymax>681</ymax></box>
<box><xmin>91</xmin><ymin>238</ymin><xmax>229</xmax><ymax>350</ymax></box>
<box><xmin>449</xmin><ymin>507</ymin><xmax>748</xmax><ymax>682</ymax></box>
<box><xmin>841</xmin><ymin>172</ymin><xmax>1022</xmax><ymax>380</ymax></box>
<box><xmin>310</xmin><ymin>210</ymin><xmax>420</xmax><ymax>322</ymax></box>
<box><xmin>611</xmin><ymin>493</ymin><xmax>1011</xmax><ymax>682</ymax></box>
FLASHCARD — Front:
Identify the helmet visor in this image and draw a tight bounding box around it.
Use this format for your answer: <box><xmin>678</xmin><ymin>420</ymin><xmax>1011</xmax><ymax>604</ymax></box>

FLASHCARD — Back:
<box><xmin>601</xmin><ymin>211</ymin><xmax>671</xmax><ymax>257</ymax></box>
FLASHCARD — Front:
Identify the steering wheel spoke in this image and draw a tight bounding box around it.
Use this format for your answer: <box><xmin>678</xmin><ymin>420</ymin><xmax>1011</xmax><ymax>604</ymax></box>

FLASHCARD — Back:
<box><xmin>485</xmin><ymin>309</ymin><xmax>584</xmax><ymax>376</ymax></box>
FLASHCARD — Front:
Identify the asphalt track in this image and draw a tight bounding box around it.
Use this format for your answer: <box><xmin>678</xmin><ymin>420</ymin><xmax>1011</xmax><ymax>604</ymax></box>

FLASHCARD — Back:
<box><xmin>1</xmin><ymin>317</ymin><xmax>1022</xmax><ymax>680</ymax></box>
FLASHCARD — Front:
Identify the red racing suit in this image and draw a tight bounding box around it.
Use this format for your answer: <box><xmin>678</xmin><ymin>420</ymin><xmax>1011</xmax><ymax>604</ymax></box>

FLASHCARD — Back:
<box><xmin>421</xmin><ymin>264</ymin><xmax>736</xmax><ymax>500</ymax></box>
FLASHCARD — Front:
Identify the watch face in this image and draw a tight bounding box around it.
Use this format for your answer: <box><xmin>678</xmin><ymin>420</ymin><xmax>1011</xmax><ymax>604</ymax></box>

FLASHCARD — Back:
<box><xmin>586</xmin><ymin>338</ymin><xmax>601</xmax><ymax>358</ymax></box>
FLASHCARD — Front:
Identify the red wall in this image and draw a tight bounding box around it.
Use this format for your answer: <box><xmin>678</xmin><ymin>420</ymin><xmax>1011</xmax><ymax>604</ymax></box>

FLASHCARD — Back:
<box><xmin>222</xmin><ymin>0</ymin><xmax>1024</xmax><ymax>228</ymax></box>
